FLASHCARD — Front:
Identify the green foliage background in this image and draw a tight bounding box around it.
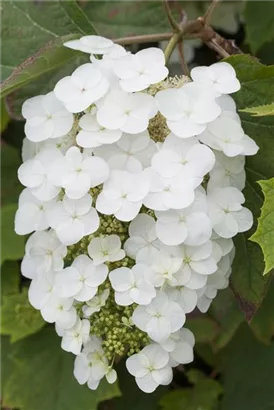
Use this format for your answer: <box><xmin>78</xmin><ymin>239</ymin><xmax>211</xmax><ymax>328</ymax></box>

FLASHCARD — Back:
<box><xmin>1</xmin><ymin>1</ymin><xmax>274</xmax><ymax>409</ymax></box>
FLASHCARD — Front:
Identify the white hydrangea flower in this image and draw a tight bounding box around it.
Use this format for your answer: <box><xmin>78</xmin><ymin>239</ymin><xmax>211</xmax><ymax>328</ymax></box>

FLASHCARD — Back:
<box><xmin>60</xmin><ymin>318</ymin><xmax>90</xmax><ymax>355</ymax></box>
<box><xmin>155</xmin><ymin>189</ymin><xmax>212</xmax><ymax>246</ymax></box>
<box><xmin>126</xmin><ymin>343</ymin><xmax>173</xmax><ymax>393</ymax></box>
<box><xmin>208</xmin><ymin>151</ymin><xmax>246</xmax><ymax>191</ymax></box>
<box><xmin>64</xmin><ymin>35</ymin><xmax>114</xmax><ymax>55</ymax></box>
<box><xmin>96</xmin><ymin>170</ymin><xmax>149</xmax><ymax>221</ymax></box>
<box><xmin>47</xmin><ymin>194</ymin><xmax>99</xmax><ymax>245</ymax></box>
<box><xmin>155</xmin><ymin>83</ymin><xmax>221</xmax><ymax>138</ymax></box>
<box><xmin>141</xmin><ymin>251</ymin><xmax>182</xmax><ymax>288</ymax></box>
<box><xmin>113</xmin><ymin>48</ymin><xmax>168</xmax><ymax>92</ymax></box>
<box><xmin>40</xmin><ymin>293</ymin><xmax>77</xmax><ymax>329</ymax></box>
<box><xmin>143</xmin><ymin>168</ymin><xmax>195</xmax><ymax>211</ymax></box>
<box><xmin>55</xmin><ymin>254</ymin><xmax>108</xmax><ymax>302</ymax></box>
<box><xmin>197</xmin><ymin>253</ymin><xmax>233</xmax><ymax>313</ymax></box>
<box><xmin>54</xmin><ymin>64</ymin><xmax>109</xmax><ymax>113</ymax></box>
<box><xmin>96</xmin><ymin>89</ymin><xmax>157</xmax><ymax>134</ymax></box>
<box><xmin>76</xmin><ymin>113</ymin><xmax>122</xmax><ymax>149</ymax></box>
<box><xmin>207</xmin><ymin>187</ymin><xmax>253</xmax><ymax>238</ymax></box>
<box><xmin>22</xmin><ymin>92</ymin><xmax>74</xmax><ymax>142</ymax></box>
<box><xmin>18</xmin><ymin>147</ymin><xmax>63</xmax><ymax>201</ymax></box>
<box><xmin>15</xmin><ymin>188</ymin><xmax>51</xmax><ymax>235</ymax></box>
<box><xmin>191</xmin><ymin>62</ymin><xmax>240</xmax><ymax>95</ymax></box>
<box><xmin>124</xmin><ymin>213</ymin><xmax>161</xmax><ymax>261</ymax></box>
<box><xmin>109</xmin><ymin>264</ymin><xmax>156</xmax><ymax>306</ymax></box>
<box><xmin>165</xmin><ymin>287</ymin><xmax>198</xmax><ymax>313</ymax></box>
<box><xmin>199</xmin><ymin>114</ymin><xmax>259</xmax><ymax>157</ymax></box>
<box><xmin>132</xmin><ymin>292</ymin><xmax>185</xmax><ymax>343</ymax></box>
<box><xmin>173</xmin><ymin>241</ymin><xmax>218</xmax><ymax>290</ymax></box>
<box><xmin>160</xmin><ymin>328</ymin><xmax>195</xmax><ymax>366</ymax></box>
<box><xmin>83</xmin><ymin>289</ymin><xmax>110</xmax><ymax>317</ymax></box>
<box><xmin>151</xmin><ymin>134</ymin><xmax>215</xmax><ymax>185</ymax></box>
<box><xmin>49</xmin><ymin>146</ymin><xmax>109</xmax><ymax>199</ymax></box>
<box><xmin>94</xmin><ymin>131</ymin><xmax>157</xmax><ymax>173</ymax></box>
<box><xmin>21</xmin><ymin>230</ymin><xmax>66</xmax><ymax>279</ymax></box>
<box><xmin>211</xmin><ymin>232</ymin><xmax>234</xmax><ymax>263</ymax></box>
<box><xmin>74</xmin><ymin>337</ymin><xmax>117</xmax><ymax>390</ymax></box>
<box><xmin>87</xmin><ymin>234</ymin><xmax>125</xmax><ymax>265</ymax></box>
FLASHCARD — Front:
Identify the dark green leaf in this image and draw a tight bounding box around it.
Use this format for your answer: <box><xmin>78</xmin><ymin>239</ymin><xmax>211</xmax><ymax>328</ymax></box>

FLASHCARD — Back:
<box><xmin>225</xmin><ymin>55</ymin><xmax>274</xmax><ymax>319</ymax></box>
<box><xmin>209</xmin><ymin>288</ymin><xmax>244</xmax><ymax>349</ymax></box>
<box><xmin>186</xmin><ymin>316</ymin><xmax>220</xmax><ymax>344</ymax></box>
<box><xmin>221</xmin><ymin>324</ymin><xmax>274</xmax><ymax>410</ymax></box>
<box><xmin>1</xmin><ymin>327</ymin><xmax>121</xmax><ymax>410</ymax></box>
<box><xmin>160</xmin><ymin>371</ymin><xmax>222</xmax><ymax>410</ymax></box>
<box><xmin>1</xmin><ymin>261</ymin><xmax>20</xmax><ymax>297</ymax></box>
<box><xmin>245</xmin><ymin>1</ymin><xmax>274</xmax><ymax>53</ymax></box>
<box><xmin>1</xmin><ymin>288</ymin><xmax>45</xmax><ymax>343</ymax></box>
<box><xmin>1</xmin><ymin>204</ymin><xmax>25</xmax><ymax>265</ymax></box>
<box><xmin>250</xmin><ymin>278</ymin><xmax>274</xmax><ymax>344</ymax></box>
<box><xmin>1</xmin><ymin>0</ymin><xmax>97</xmax><ymax>96</ymax></box>
<box><xmin>1</xmin><ymin>144</ymin><xmax>22</xmax><ymax>205</ymax></box>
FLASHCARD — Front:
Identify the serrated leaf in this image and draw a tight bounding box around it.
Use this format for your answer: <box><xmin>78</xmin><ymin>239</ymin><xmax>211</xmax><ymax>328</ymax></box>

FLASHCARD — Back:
<box><xmin>1</xmin><ymin>0</ymin><xmax>97</xmax><ymax>96</ymax></box>
<box><xmin>1</xmin><ymin>327</ymin><xmax>121</xmax><ymax>410</ymax></box>
<box><xmin>1</xmin><ymin>144</ymin><xmax>22</xmax><ymax>205</ymax></box>
<box><xmin>245</xmin><ymin>2</ymin><xmax>274</xmax><ymax>53</ymax></box>
<box><xmin>159</xmin><ymin>371</ymin><xmax>222</xmax><ymax>410</ymax></box>
<box><xmin>240</xmin><ymin>103</ymin><xmax>274</xmax><ymax>117</ymax></box>
<box><xmin>1</xmin><ymin>204</ymin><xmax>25</xmax><ymax>265</ymax></box>
<box><xmin>186</xmin><ymin>316</ymin><xmax>220</xmax><ymax>344</ymax></box>
<box><xmin>250</xmin><ymin>178</ymin><xmax>274</xmax><ymax>275</ymax></box>
<box><xmin>1</xmin><ymin>288</ymin><xmax>45</xmax><ymax>343</ymax></box>
<box><xmin>224</xmin><ymin>55</ymin><xmax>274</xmax><ymax>319</ymax></box>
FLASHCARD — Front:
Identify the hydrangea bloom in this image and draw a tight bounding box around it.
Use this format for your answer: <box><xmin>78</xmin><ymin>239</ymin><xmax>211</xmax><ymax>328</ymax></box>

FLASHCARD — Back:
<box><xmin>15</xmin><ymin>35</ymin><xmax>258</xmax><ymax>393</ymax></box>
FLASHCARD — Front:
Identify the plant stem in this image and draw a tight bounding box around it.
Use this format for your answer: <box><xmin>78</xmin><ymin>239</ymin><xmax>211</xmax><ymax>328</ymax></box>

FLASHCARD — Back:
<box><xmin>164</xmin><ymin>32</ymin><xmax>183</xmax><ymax>64</ymax></box>
<box><xmin>114</xmin><ymin>32</ymin><xmax>173</xmax><ymax>46</ymax></box>
<box><xmin>163</xmin><ymin>0</ymin><xmax>180</xmax><ymax>31</ymax></box>
<box><xmin>203</xmin><ymin>0</ymin><xmax>220</xmax><ymax>25</ymax></box>
<box><xmin>178</xmin><ymin>40</ymin><xmax>190</xmax><ymax>76</ymax></box>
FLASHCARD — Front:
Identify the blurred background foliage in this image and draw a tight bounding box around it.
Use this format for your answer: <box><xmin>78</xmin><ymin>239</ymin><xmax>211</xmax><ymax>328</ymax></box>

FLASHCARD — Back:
<box><xmin>1</xmin><ymin>1</ymin><xmax>274</xmax><ymax>409</ymax></box>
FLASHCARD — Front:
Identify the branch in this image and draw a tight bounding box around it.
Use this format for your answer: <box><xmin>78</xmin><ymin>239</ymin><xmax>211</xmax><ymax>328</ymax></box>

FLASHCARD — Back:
<box><xmin>163</xmin><ymin>0</ymin><xmax>181</xmax><ymax>32</ymax></box>
<box><xmin>202</xmin><ymin>0</ymin><xmax>220</xmax><ymax>25</ymax></box>
<box><xmin>178</xmin><ymin>41</ymin><xmax>190</xmax><ymax>76</ymax></box>
<box><xmin>114</xmin><ymin>32</ymin><xmax>173</xmax><ymax>46</ymax></box>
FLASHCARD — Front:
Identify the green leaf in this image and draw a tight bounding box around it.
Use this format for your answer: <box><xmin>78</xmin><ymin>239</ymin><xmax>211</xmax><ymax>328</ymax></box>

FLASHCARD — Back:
<box><xmin>250</xmin><ymin>178</ymin><xmax>274</xmax><ymax>274</ymax></box>
<box><xmin>113</xmin><ymin>360</ymin><xmax>167</xmax><ymax>410</ymax></box>
<box><xmin>81</xmin><ymin>1</ymin><xmax>170</xmax><ymax>37</ymax></box>
<box><xmin>250</xmin><ymin>278</ymin><xmax>274</xmax><ymax>344</ymax></box>
<box><xmin>0</xmin><ymin>35</ymin><xmax>82</xmax><ymax>98</ymax></box>
<box><xmin>221</xmin><ymin>324</ymin><xmax>274</xmax><ymax>410</ymax></box>
<box><xmin>6</xmin><ymin>54</ymin><xmax>89</xmax><ymax>119</ymax></box>
<box><xmin>1</xmin><ymin>261</ymin><xmax>20</xmax><ymax>297</ymax></box>
<box><xmin>1</xmin><ymin>144</ymin><xmax>22</xmax><ymax>205</ymax></box>
<box><xmin>1</xmin><ymin>0</ymin><xmax>97</xmax><ymax>96</ymax></box>
<box><xmin>240</xmin><ymin>103</ymin><xmax>274</xmax><ymax>117</ymax></box>
<box><xmin>1</xmin><ymin>327</ymin><xmax>121</xmax><ymax>410</ymax></box>
<box><xmin>186</xmin><ymin>316</ymin><xmax>220</xmax><ymax>344</ymax></box>
<box><xmin>159</xmin><ymin>371</ymin><xmax>223</xmax><ymax>410</ymax></box>
<box><xmin>1</xmin><ymin>288</ymin><xmax>45</xmax><ymax>343</ymax></box>
<box><xmin>245</xmin><ymin>2</ymin><xmax>274</xmax><ymax>53</ymax></box>
<box><xmin>1</xmin><ymin>204</ymin><xmax>25</xmax><ymax>265</ymax></box>
<box><xmin>209</xmin><ymin>288</ymin><xmax>244</xmax><ymax>349</ymax></box>
<box><xmin>224</xmin><ymin>55</ymin><xmax>274</xmax><ymax>319</ymax></box>
<box><xmin>1</xmin><ymin>101</ymin><xmax>10</xmax><ymax>132</ymax></box>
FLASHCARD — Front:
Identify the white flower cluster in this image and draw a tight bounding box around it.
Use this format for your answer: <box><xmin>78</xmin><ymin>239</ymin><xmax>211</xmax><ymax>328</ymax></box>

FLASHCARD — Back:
<box><xmin>15</xmin><ymin>35</ymin><xmax>258</xmax><ymax>393</ymax></box>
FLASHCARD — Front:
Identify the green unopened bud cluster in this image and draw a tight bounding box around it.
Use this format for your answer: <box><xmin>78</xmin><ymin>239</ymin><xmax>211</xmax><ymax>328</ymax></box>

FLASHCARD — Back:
<box><xmin>90</xmin><ymin>282</ymin><xmax>149</xmax><ymax>360</ymax></box>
